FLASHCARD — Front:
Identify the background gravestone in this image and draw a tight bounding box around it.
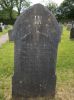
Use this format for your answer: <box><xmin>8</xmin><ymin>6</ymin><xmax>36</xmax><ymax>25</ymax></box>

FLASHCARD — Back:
<box><xmin>9</xmin><ymin>4</ymin><xmax>61</xmax><ymax>99</ymax></box>
<box><xmin>0</xmin><ymin>23</ymin><xmax>2</xmax><ymax>32</ymax></box>
<box><xmin>67</xmin><ymin>23</ymin><xmax>72</xmax><ymax>31</ymax></box>
<box><xmin>70</xmin><ymin>21</ymin><xmax>74</xmax><ymax>39</ymax></box>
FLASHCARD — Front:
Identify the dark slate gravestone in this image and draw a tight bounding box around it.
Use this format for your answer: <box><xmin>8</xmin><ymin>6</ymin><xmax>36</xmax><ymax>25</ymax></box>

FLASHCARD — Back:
<box><xmin>70</xmin><ymin>21</ymin><xmax>74</xmax><ymax>39</ymax></box>
<box><xmin>9</xmin><ymin>4</ymin><xmax>61</xmax><ymax>99</ymax></box>
<box><xmin>0</xmin><ymin>27</ymin><xmax>2</xmax><ymax>32</ymax></box>
<box><xmin>70</xmin><ymin>28</ymin><xmax>74</xmax><ymax>39</ymax></box>
<box><xmin>0</xmin><ymin>23</ymin><xmax>2</xmax><ymax>32</ymax></box>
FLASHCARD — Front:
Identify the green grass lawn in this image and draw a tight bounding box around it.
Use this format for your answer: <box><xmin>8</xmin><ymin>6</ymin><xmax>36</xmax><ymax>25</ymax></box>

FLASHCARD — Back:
<box><xmin>0</xmin><ymin>26</ymin><xmax>74</xmax><ymax>100</ymax></box>
<box><xmin>0</xmin><ymin>25</ymin><xmax>12</xmax><ymax>36</ymax></box>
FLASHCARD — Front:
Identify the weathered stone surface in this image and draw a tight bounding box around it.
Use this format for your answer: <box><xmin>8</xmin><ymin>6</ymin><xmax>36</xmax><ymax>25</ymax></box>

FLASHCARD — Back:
<box><xmin>9</xmin><ymin>3</ymin><xmax>61</xmax><ymax>99</ymax></box>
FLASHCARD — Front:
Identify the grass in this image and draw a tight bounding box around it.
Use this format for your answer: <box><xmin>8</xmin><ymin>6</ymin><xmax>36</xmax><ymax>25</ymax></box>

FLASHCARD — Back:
<box><xmin>0</xmin><ymin>26</ymin><xmax>74</xmax><ymax>100</ymax></box>
<box><xmin>55</xmin><ymin>27</ymin><xmax>74</xmax><ymax>100</ymax></box>
<box><xmin>0</xmin><ymin>42</ymin><xmax>14</xmax><ymax>100</ymax></box>
<box><xmin>0</xmin><ymin>25</ymin><xmax>12</xmax><ymax>36</ymax></box>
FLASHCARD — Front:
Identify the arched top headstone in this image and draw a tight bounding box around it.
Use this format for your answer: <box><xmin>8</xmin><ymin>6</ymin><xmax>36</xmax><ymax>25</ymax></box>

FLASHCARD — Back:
<box><xmin>11</xmin><ymin>3</ymin><xmax>61</xmax><ymax>44</ymax></box>
<box><xmin>9</xmin><ymin>4</ymin><xmax>61</xmax><ymax>99</ymax></box>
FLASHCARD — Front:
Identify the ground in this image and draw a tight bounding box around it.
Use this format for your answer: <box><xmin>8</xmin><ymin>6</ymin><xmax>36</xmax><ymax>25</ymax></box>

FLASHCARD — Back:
<box><xmin>0</xmin><ymin>26</ymin><xmax>74</xmax><ymax>100</ymax></box>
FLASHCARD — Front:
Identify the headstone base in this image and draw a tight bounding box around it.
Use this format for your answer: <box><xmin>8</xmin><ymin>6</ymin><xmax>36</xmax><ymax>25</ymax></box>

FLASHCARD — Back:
<box><xmin>12</xmin><ymin>94</ymin><xmax>55</xmax><ymax>100</ymax></box>
<box><xmin>12</xmin><ymin>75</ymin><xmax>56</xmax><ymax>100</ymax></box>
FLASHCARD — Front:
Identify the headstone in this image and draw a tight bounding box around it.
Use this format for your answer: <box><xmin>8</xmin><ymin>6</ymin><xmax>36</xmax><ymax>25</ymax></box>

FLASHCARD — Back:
<box><xmin>0</xmin><ymin>23</ymin><xmax>2</xmax><ymax>32</ymax></box>
<box><xmin>70</xmin><ymin>28</ymin><xmax>74</xmax><ymax>39</ymax></box>
<box><xmin>9</xmin><ymin>4</ymin><xmax>61</xmax><ymax>99</ymax></box>
<box><xmin>0</xmin><ymin>27</ymin><xmax>2</xmax><ymax>32</ymax></box>
<box><xmin>1</xmin><ymin>22</ymin><xmax>4</xmax><ymax>29</ymax></box>
<box><xmin>70</xmin><ymin>21</ymin><xmax>74</xmax><ymax>39</ymax></box>
<box><xmin>64</xmin><ymin>22</ymin><xmax>67</xmax><ymax>26</ymax></box>
<box><xmin>67</xmin><ymin>24</ymin><xmax>72</xmax><ymax>31</ymax></box>
<box><xmin>4</xmin><ymin>25</ymin><xmax>8</xmax><ymax>29</ymax></box>
<box><xmin>8</xmin><ymin>30</ymin><xmax>13</xmax><ymax>41</ymax></box>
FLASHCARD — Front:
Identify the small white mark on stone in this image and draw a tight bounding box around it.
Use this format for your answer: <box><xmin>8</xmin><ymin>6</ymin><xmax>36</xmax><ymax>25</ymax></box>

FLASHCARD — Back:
<box><xmin>34</xmin><ymin>15</ymin><xmax>42</xmax><ymax>25</ymax></box>
<box><xmin>37</xmin><ymin>30</ymin><xmax>40</xmax><ymax>33</ymax></box>
<box><xmin>35</xmin><ymin>16</ymin><xmax>36</xmax><ymax>19</ymax></box>
<box><xmin>46</xmin><ymin>24</ymin><xmax>48</xmax><ymax>27</ymax></box>
<box><xmin>40</xmin><ymin>84</ymin><xmax>42</xmax><ymax>87</ymax></box>
<box><xmin>19</xmin><ymin>81</ymin><xmax>22</xmax><ymax>84</ymax></box>
<box><xmin>36</xmin><ymin>55</ymin><xmax>39</xmax><ymax>59</ymax></box>
<box><xmin>44</xmin><ymin>43</ymin><xmax>46</xmax><ymax>48</ymax></box>
<box><xmin>28</xmin><ymin>24</ymin><xmax>31</xmax><ymax>27</ymax></box>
